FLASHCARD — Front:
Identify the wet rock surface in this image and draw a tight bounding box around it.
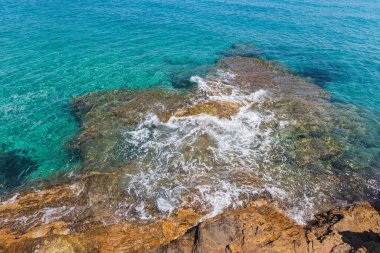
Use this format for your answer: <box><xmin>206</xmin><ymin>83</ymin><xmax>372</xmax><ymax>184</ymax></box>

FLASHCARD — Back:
<box><xmin>0</xmin><ymin>185</ymin><xmax>379</xmax><ymax>253</ymax></box>
<box><xmin>0</xmin><ymin>173</ymin><xmax>202</xmax><ymax>252</ymax></box>
<box><xmin>69</xmin><ymin>88</ymin><xmax>193</xmax><ymax>171</ymax></box>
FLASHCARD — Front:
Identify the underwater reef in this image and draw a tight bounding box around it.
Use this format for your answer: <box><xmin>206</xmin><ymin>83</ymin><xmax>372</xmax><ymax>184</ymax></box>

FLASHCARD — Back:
<box><xmin>0</xmin><ymin>57</ymin><xmax>379</xmax><ymax>252</ymax></box>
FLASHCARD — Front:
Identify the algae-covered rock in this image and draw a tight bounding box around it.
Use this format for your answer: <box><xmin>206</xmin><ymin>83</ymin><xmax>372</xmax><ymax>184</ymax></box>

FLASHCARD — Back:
<box><xmin>65</xmin><ymin>56</ymin><xmax>379</xmax><ymax>223</ymax></box>
<box><xmin>174</xmin><ymin>101</ymin><xmax>241</xmax><ymax>119</ymax></box>
<box><xmin>69</xmin><ymin>88</ymin><xmax>193</xmax><ymax>171</ymax></box>
<box><xmin>286</xmin><ymin>133</ymin><xmax>344</xmax><ymax>167</ymax></box>
<box><xmin>1</xmin><ymin>56</ymin><xmax>379</xmax><ymax>252</ymax></box>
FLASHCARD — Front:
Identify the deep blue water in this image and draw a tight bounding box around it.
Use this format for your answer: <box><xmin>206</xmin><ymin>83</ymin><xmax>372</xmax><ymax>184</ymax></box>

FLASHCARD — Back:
<box><xmin>0</xmin><ymin>0</ymin><xmax>379</xmax><ymax>186</ymax></box>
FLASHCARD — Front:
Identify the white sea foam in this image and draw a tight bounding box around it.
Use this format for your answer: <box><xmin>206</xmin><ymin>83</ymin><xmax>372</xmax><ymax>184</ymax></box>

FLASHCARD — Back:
<box><xmin>0</xmin><ymin>204</ymin><xmax>76</xmax><ymax>226</ymax></box>
<box><xmin>119</xmin><ymin>69</ymin><xmax>290</xmax><ymax>222</ymax></box>
<box><xmin>40</xmin><ymin>206</ymin><xmax>75</xmax><ymax>224</ymax></box>
<box><xmin>156</xmin><ymin>197</ymin><xmax>175</xmax><ymax>213</ymax></box>
<box><xmin>0</xmin><ymin>193</ymin><xmax>20</xmax><ymax>205</ymax></box>
<box><xmin>190</xmin><ymin>76</ymin><xmax>210</xmax><ymax>92</ymax></box>
<box><xmin>69</xmin><ymin>183</ymin><xmax>85</xmax><ymax>197</ymax></box>
<box><xmin>118</xmin><ymin>67</ymin><xmax>353</xmax><ymax>225</ymax></box>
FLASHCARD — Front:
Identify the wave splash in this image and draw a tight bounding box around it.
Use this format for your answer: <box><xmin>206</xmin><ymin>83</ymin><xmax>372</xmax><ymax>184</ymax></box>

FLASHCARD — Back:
<box><xmin>122</xmin><ymin>89</ymin><xmax>282</xmax><ymax>221</ymax></box>
<box><xmin>114</xmin><ymin>66</ymin><xmax>307</xmax><ymax>223</ymax></box>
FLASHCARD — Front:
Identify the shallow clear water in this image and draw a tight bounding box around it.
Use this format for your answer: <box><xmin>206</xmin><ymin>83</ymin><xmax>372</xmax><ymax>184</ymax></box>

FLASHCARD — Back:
<box><xmin>0</xmin><ymin>0</ymin><xmax>379</xmax><ymax>190</ymax></box>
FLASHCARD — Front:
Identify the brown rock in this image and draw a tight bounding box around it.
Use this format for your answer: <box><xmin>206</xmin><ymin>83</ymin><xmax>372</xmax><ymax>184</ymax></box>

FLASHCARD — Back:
<box><xmin>0</xmin><ymin>176</ymin><xmax>379</xmax><ymax>253</ymax></box>
<box><xmin>154</xmin><ymin>201</ymin><xmax>380</xmax><ymax>253</ymax></box>
<box><xmin>174</xmin><ymin>101</ymin><xmax>241</xmax><ymax>119</ymax></box>
<box><xmin>306</xmin><ymin>202</ymin><xmax>380</xmax><ymax>253</ymax></box>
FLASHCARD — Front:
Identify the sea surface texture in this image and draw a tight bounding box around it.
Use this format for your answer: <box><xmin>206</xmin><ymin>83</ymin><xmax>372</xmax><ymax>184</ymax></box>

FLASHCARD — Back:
<box><xmin>0</xmin><ymin>0</ymin><xmax>379</xmax><ymax>222</ymax></box>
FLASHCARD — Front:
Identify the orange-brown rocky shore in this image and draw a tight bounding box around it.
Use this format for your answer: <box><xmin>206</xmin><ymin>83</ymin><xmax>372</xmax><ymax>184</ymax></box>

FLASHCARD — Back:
<box><xmin>0</xmin><ymin>177</ymin><xmax>379</xmax><ymax>253</ymax></box>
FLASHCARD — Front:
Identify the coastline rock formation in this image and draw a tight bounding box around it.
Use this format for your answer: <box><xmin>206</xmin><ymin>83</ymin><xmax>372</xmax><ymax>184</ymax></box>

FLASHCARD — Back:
<box><xmin>0</xmin><ymin>183</ymin><xmax>379</xmax><ymax>253</ymax></box>
<box><xmin>154</xmin><ymin>201</ymin><xmax>380</xmax><ymax>253</ymax></box>
<box><xmin>1</xmin><ymin>56</ymin><xmax>379</xmax><ymax>252</ymax></box>
<box><xmin>0</xmin><ymin>173</ymin><xmax>202</xmax><ymax>253</ymax></box>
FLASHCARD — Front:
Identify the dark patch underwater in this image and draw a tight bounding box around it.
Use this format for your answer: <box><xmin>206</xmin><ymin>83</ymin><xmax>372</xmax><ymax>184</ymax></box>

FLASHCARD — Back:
<box><xmin>0</xmin><ymin>147</ymin><xmax>38</xmax><ymax>194</ymax></box>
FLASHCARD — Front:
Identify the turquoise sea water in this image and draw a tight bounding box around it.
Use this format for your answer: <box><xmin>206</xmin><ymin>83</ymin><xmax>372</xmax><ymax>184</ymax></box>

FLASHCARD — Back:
<box><xmin>0</xmin><ymin>0</ymin><xmax>379</xmax><ymax>191</ymax></box>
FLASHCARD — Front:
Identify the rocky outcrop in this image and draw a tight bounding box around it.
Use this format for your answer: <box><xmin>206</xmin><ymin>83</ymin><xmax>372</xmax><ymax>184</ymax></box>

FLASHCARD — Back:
<box><xmin>0</xmin><ymin>185</ymin><xmax>379</xmax><ymax>253</ymax></box>
<box><xmin>0</xmin><ymin>173</ymin><xmax>202</xmax><ymax>253</ymax></box>
<box><xmin>153</xmin><ymin>201</ymin><xmax>380</xmax><ymax>253</ymax></box>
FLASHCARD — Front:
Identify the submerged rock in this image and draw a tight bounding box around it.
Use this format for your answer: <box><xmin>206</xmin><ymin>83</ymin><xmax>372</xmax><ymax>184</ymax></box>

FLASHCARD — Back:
<box><xmin>69</xmin><ymin>88</ymin><xmax>193</xmax><ymax>171</ymax></box>
<box><xmin>65</xmin><ymin>56</ymin><xmax>379</xmax><ymax>222</ymax></box>
<box><xmin>0</xmin><ymin>149</ymin><xmax>38</xmax><ymax>194</ymax></box>
<box><xmin>174</xmin><ymin>101</ymin><xmax>241</xmax><ymax>119</ymax></box>
<box><xmin>221</xmin><ymin>43</ymin><xmax>263</xmax><ymax>58</ymax></box>
<box><xmin>1</xmin><ymin>56</ymin><xmax>379</xmax><ymax>252</ymax></box>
